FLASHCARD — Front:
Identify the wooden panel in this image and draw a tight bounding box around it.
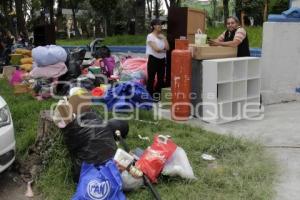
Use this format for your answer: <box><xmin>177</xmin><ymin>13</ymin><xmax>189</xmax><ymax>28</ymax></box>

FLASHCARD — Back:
<box><xmin>187</xmin><ymin>34</ymin><xmax>195</xmax><ymax>44</ymax></box>
<box><xmin>187</xmin><ymin>8</ymin><xmax>206</xmax><ymax>35</ymax></box>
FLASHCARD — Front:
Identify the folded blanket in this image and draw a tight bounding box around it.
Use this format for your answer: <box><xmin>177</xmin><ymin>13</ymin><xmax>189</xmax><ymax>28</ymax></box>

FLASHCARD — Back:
<box><xmin>30</xmin><ymin>62</ymin><xmax>68</xmax><ymax>79</ymax></box>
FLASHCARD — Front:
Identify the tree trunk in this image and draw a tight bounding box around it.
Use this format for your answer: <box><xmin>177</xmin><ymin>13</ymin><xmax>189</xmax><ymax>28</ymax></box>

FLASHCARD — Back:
<box><xmin>15</xmin><ymin>0</ymin><xmax>27</xmax><ymax>35</ymax></box>
<box><xmin>223</xmin><ymin>0</ymin><xmax>229</xmax><ymax>25</ymax></box>
<box><xmin>241</xmin><ymin>11</ymin><xmax>245</xmax><ymax>27</ymax></box>
<box><xmin>56</xmin><ymin>0</ymin><xmax>64</xmax><ymax>31</ymax></box>
<box><xmin>263</xmin><ymin>0</ymin><xmax>269</xmax><ymax>22</ymax></box>
<box><xmin>70</xmin><ymin>0</ymin><xmax>80</xmax><ymax>37</ymax></box>
<box><xmin>49</xmin><ymin>0</ymin><xmax>54</xmax><ymax>24</ymax></box>
<box><xmin>146</xmin><ymin>0</ymin><xmax>152</xmax><ymax>20</ymax></box>
<box><xmin>154</xmin><ymin>0</ymin><xmax>160</xmax><ymax>19</ymax></box>
<box><xmin>135</xmin><ymin>0</ymin><xmax>146</xmax><ymax>34</ymax></box>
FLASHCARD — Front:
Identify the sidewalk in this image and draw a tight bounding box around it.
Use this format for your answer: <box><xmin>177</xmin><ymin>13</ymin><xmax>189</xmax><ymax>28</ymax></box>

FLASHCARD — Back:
<box><xmin>159</xmin><ymin>101</ymin><xmax>300</xmax><ymax>200</ymax></box>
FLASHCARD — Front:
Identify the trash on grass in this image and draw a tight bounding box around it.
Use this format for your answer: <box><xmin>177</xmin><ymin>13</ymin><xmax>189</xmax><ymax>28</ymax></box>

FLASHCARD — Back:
<box><xmin>135</xmin><ymin>135</ymin><xmax>177</xmax><ymax>183</ymax></box>
<box><xmin>201</xmin><ymin>153</ymin><xmax>216</xmax><ymax>161</ymax></box>
<box><xmin>138</xmin><ymin>134</ymin><xmax>150</xmax><ymax>141</ymax></box>
<box><xmin>25</xmin><ymin>181</ymin><xmax>34</xmax><ymax>198</ymax></box>
<box><xmin>162</xmin><ymin>147</ymin><xmax>197</xmax><ymax>180</ymax></box>
<box><xmin>121</xmin><ymin>171</ymin><xmax>144</xmax><ymax>191</ymax></box>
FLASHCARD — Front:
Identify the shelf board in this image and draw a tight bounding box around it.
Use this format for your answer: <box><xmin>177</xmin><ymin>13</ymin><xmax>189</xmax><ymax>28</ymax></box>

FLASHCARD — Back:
<box><xmin>247</xmin><ymin>96</ymin><xmax>261</xmax><ymax>100</ymax></box>
<box><xmin>217</xmin><ymin>80</ymin><xmax>233</xmax><ymax>84</ymax></box>
<box><xmin>247</xmin><ymin>76</ymin><xmax>261</xmax><ymax>80</ymax></box>
<box><xmin>217</xmin><ymin>99</ymin><xmax>233</xmax><ymax>104</ymax></box>
<box><xmin>233</xmin><ymin>78</ymin><xmax>247</xmax><ymax>82</ymax></box>
<box><xmin>232</xmin><ymin>97</ymin><xmax>248</xmax><ymax>102</ymax></box>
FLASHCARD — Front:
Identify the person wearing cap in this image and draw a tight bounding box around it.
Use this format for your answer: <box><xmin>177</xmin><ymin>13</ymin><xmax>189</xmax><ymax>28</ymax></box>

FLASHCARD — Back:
<box><xmin>146</xmin><ymin>19</ymin><xmax>169</xmax><ymax>100</ymax></box>
<box><xmin>209</xmin><ymin>16</ymin><xmax>250</xmax><ymax>57</ymax></box>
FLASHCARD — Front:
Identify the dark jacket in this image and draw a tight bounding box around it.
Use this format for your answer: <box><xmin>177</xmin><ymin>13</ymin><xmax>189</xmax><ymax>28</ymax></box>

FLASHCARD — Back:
<box><xmin>224</xmin><ymin>27</ymin><xmax>250</xmax><ymax>57</ymax></box>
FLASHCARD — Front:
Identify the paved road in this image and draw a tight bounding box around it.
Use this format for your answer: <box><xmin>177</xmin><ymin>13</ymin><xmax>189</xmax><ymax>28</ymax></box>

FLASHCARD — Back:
<box><xmin>160</xmin><ymin>101</ymin><xmax>300</xmax><ymax>200</ymax></box>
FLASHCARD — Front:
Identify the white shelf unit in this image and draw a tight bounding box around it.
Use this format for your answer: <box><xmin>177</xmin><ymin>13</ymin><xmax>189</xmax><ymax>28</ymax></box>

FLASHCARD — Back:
<box><xmin>202</xmin><ymin>57</ymin><xmax>261</xmax><ymax>124</ymax></box>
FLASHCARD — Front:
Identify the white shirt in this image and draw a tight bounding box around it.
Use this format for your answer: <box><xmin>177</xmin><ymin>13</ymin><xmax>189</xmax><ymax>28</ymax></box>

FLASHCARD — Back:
<box><xmin>146</xmin><ymin>33</ymin><xmax>166</xmax><ymax>59</ymax></box>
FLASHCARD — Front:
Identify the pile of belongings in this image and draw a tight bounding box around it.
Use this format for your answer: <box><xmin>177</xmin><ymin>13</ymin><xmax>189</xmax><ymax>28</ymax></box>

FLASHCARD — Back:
<box><xmin>86</xmin><ymin>46</ymin><xmax>116</xmax><ymax>79</ymax></box>
<box><xmin>52</xmin><ymin>94</ymin><xmax>196</xmax><ymax>200</ymax></box>
<box><xmin>28</xmin><ymin>45</ymin><xmax>68</xmax><ymax>99</ymax></box>
<box><xmin>119</xmin><ymin>58</ymin><xmax>148</xmax><ymax>85</ymax></box>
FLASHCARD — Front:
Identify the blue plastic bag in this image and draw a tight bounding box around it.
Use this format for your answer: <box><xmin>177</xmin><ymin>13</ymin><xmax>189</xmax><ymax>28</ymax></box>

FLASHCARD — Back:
<box><xmin>72</xmin><ymin>160</ymin><xmax>126</xmax><ymax>200</ymax></box>
<box><xmin>102</xmin><ymin>82</ymin><xmax>153</xmax><ymax>111</ymax></box>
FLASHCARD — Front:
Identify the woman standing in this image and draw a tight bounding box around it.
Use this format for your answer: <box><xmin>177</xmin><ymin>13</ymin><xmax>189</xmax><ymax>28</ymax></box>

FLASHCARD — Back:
<box><xmin>146</xmin><ymin>19</ymin><xmax>169</xmax><ymax>100</ymax></box>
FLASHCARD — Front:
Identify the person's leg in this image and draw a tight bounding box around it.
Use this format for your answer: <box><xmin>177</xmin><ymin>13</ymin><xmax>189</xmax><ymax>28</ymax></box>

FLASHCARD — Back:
<box><xmin>146</xmin><ymin>55</ymin><xmax>157</xmax><ymax>97</ymax></box>
<box><xmin>154</xmin><ymin>58</ymin><xmax>166</xmax><ymax>100</ymax></box>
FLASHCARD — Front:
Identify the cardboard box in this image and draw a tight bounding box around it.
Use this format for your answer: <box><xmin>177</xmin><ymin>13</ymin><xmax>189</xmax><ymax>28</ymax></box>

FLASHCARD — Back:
<box><xmin>2</xmin><ymin>66</ymin><xmax>16</xmax><ymax>81</ymax></box>
<box><xmin>56</xmin><ymin>94</ymin><xmax>92</xmax><ymax>125</ymax></box>
<box><xmin>189</xmin><ymin>44</ymin><xmax>237</xmax><ymax>60</ymax></box>
<box><xmin>13</xmin><ymin>83</ymin><xmax>31</xmax><ymax>95</ymax></box>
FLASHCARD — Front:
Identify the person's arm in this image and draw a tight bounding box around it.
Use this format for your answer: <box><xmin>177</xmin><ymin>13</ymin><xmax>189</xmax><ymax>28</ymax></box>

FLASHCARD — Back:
<box><xmin>209</xmin><ymin>28</ymin><xmax>246</xmax><ymax>48</ymax></box>
<box><xmin>148</xmin><ymin>41</ymin><xmax>165</xmax><ymax>53</ymax></box>
<box><xmin>158</xmin><ymin>34</ymin><xmax>169</xmax><ymax>51</ymax></box>
<box><xmin>209</xmin><ymin>39</ymin><xmax>241</xmax><ymax>47</ymax></box>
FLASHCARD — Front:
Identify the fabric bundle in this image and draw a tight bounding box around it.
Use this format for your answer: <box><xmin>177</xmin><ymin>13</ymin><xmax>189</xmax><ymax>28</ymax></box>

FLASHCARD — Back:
<box><xmin>30</xmin><ymin>62</ymin><xmax>68</xmax><ymax>79</ymax></box>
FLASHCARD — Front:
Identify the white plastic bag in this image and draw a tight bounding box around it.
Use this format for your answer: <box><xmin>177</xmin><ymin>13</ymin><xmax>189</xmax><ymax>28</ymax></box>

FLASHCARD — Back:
<box><xmin>32</xmin><ymin>45</ymin><xmax>67</xmax><ymax>67</ymax></box>
<box><xmin>195</xmin><ymin>29</ymin><xmax>207</xmax><ymax>47</ymax></box>
<box><xmin>121</xmin><ymin>171</ymin><xmax>144</xmax><ymax>191</ymax></box>
<box><xmin>162</xmin><ymin>147</ymin><xmax>197</xmax><ymax>180</ymax></box>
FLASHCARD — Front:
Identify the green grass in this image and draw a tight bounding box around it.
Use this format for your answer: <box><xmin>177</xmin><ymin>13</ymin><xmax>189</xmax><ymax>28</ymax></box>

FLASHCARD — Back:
<box><xmin>57</xmin><ymin>26</ymin><xmax>263</xmax><ymax>48</ymax></box>
<box><xmin>0</xmin><ymin>79</ymin><xmax>276</xmax><ymax>200</ymax></box>
<box><xmin>57</xmin><ymin>35</ymin><xmax>147</xmax><ymax>46</ymax></box>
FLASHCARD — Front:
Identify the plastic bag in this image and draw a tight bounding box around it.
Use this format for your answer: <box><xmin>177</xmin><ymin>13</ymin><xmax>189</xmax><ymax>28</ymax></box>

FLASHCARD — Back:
<box><xmin>32</xmin><ymin>45</ymin><xmax>67</xmax><ymax>66</ymax></box>
<box><xmin>61</xmin><ymin>112</ymin><xmax>117</xmax><ymax>182</ymax></box>
<box><xmin>162</xmin><ymin>147</ymin><xmax>197</xmax><ymax>180</ymax></box>
<box><xmin>72</xmin><ymin>160</ymin><xmax>126</xmax><ymax>200</ymax></box>
<box><xmin>135</xmin><ymin>135</ymin><xmax>177</xmax><ymax>183</ymax></box>
<box><xmin>121</xmin><ymin>171</ymin><xmax>144</xmax><ymax>191</ymax></box>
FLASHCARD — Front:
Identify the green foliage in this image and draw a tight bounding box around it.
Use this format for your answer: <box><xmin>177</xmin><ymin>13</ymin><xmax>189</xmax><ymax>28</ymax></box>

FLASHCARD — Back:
<box><xmin>89</xmin><ymin>0</ymin><xmax>118</xmax><ymax>17</ymax></box>
<box><xmin>269</xmin><ymin>0</ymin><xmax>289</xmax><ymax>14</ymax></box>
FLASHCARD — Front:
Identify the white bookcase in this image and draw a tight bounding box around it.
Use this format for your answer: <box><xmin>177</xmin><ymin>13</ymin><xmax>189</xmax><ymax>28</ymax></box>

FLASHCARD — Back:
<box><xmin>202</xmin><ymin>57</ymin><xmax>261</xmax><ymax>124</ymax></box>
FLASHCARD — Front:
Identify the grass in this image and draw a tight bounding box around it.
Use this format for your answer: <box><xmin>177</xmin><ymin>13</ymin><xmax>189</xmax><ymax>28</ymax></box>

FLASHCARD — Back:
<box><xmin>57</xmin><ymin>26</ymin><xmax>263</xmax><ymax>48</ymax></box>
<box><xmin>0</xmin><ymin>79</ymin><xmax>276</xmax><ymax>200</ymax></box>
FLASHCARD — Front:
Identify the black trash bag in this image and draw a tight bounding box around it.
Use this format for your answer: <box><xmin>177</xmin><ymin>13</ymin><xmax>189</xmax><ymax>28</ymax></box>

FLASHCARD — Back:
<box><xmin>55</xmin><ymin>48</ymin><xmax>87</xmax><ymax>96</ymax></box>
<box><xmin>61</xmin><ymin>112</ymin><xmax>117</xmax><ymax>182</ymax></box>
<box><xmin>107</xmin><ymin>119</ymin><xmax>129</xmax><ymax>140</ymax></box>
<box><xmin>66</xmin><ymin>48</ymin><xmax>86</xmax><ymax>79</ymax></box>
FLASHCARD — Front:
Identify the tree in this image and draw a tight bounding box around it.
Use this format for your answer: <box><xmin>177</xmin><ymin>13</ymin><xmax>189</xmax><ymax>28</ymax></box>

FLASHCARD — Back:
<box><xmin>235</xmin><ymin>0</ymin><xmax>265</xmax><ymax>26</ymax></box>
<box><xmin>164</xmin><ymin>0</ymin><xmax>181</xmax><ymax>10</ymax></box>
<box><xmin>223</xmin><ymin>0</ymin><xmax>229</xmax><ymax>24</ymax></box>
<box><xmin>69</xmin><ymin>0</ymin><xmax>82</xmax><ymax>37</ymax></box>
<box><xmin>15</xmin><ymin>0</ymin><xmax>27</xmax><ymax>35</ymax></box>
<box><xmin>135</xmin><ymin>0</ymin><xmax>146</xmax><ymax>34</ymax></box>
<box><xmin>89</xmin><ymin>0</ymin><xmax>118</xmax><ymax>36</ymax></box>
<box><xmin>146</xmin><ymin>0</ymin><xmax>153</xmax><ymax>20</ymax></box>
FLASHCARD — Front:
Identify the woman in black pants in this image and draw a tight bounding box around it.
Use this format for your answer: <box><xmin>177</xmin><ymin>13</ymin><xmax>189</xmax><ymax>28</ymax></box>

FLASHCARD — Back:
<box><xmin>146</xmin><ymin>19</ymin><xmax>169</xmax><ymax>101</ymax></box>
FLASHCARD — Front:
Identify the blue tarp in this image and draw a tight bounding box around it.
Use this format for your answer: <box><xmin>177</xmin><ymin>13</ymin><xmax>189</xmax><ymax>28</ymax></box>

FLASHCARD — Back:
<box><xmin>93</xmin><ymin>82</ymin><xmax>153</xmax><ymax>111</ymax></box>
<box><xmin>269</xmin><ymin>7</ymin><xmax>300</xmax><ymax>22</ymax></box>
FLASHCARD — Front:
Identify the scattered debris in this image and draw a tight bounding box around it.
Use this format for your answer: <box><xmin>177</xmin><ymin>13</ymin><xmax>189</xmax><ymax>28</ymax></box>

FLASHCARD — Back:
<box><xmin>138</xmin><ymin>134</ymin><xmax>150</xmax><ymax>141</ymax></box>
<box><xmin>201</xmin><ymin>153</ymin><xmax>216</xmax><ymax>161</ymax></box>
<box><xmin>25</xmin><ymin>181</ymin><xmax>34</xmax><ymax>198</ymax></box>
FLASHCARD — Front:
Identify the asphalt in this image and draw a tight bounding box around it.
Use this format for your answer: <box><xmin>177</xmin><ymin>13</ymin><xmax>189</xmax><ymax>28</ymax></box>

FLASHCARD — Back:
<box><xmin>159</xmin><ymin>101</ymin><xmax>300</xmax><ymax>200</ymax></box>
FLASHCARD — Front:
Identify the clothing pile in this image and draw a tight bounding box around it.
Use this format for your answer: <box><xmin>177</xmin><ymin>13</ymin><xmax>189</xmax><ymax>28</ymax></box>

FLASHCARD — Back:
<box><xmin>119</xmin><ymin>58</ymin><xmax>148</xmax><ymax>85</ymax></box>
<box><xmin>29</xmin><ymin>45</ymin><xmax>68</xmax><ymax>98</ymax></box>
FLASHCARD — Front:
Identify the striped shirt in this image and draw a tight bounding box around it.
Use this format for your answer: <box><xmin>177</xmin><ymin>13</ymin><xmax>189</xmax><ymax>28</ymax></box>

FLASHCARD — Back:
<box><xmin>217</xmin><ymin>27</ymin><xmax>247</xmax><ymax>42</ymax></box>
